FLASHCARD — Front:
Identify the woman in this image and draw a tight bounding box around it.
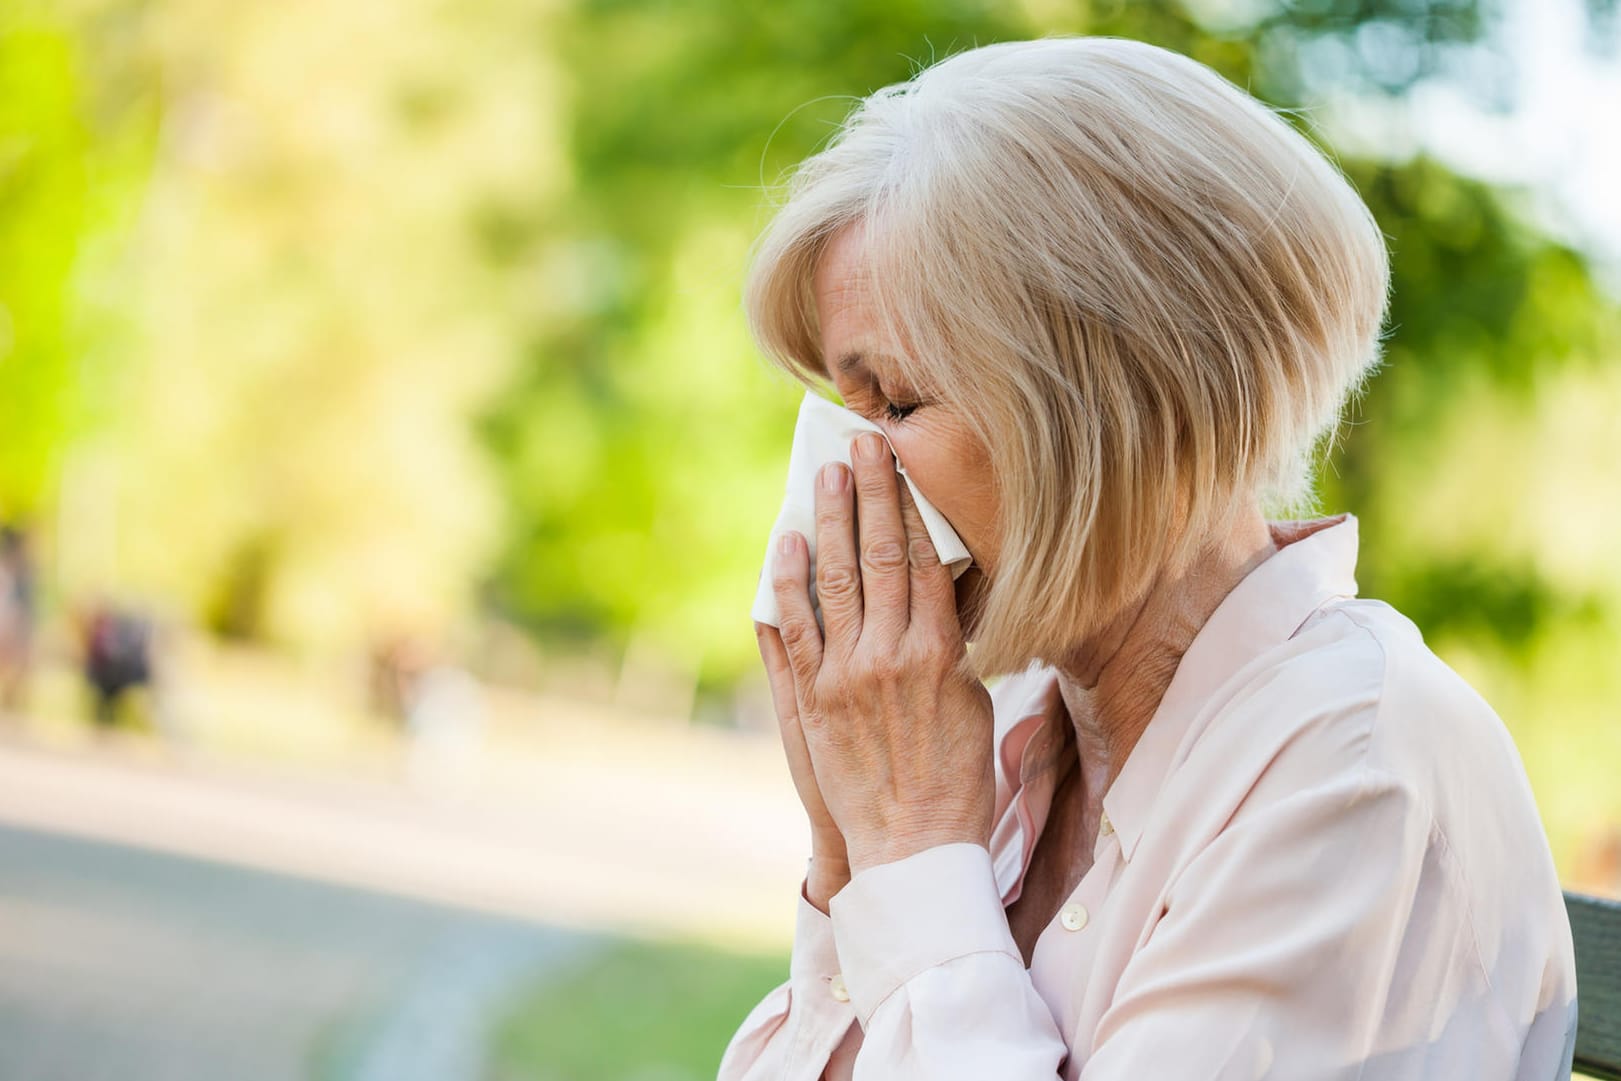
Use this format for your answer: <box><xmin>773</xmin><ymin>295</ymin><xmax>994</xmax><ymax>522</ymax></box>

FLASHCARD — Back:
<box><xmin>721</xmin><ymin>36</ymin><xmax>1577</xmax><ymax>1081</ymax></box>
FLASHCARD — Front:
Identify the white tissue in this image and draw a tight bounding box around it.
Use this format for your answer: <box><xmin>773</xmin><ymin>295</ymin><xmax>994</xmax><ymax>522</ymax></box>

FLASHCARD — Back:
<box><xmin>751</xmin><ymin>389</ymin><xmax>974</xmax><ymax>630</ymax></box>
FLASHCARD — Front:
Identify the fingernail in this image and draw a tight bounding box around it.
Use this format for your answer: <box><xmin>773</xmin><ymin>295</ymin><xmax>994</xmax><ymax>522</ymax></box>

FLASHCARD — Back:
<box><xmin>857</xmin><ymin>433</ymin><xmax>886</xmax><ymax>461</ymax></box>
<box><xmin>778</xmin><ymin>532</ymin><xmax>797</xmax><ymax>556</ymax></box>
<box><xmin>819</xmin><ymin>462</ymin><xmax>846</xmax><ymax>493</ymax></box>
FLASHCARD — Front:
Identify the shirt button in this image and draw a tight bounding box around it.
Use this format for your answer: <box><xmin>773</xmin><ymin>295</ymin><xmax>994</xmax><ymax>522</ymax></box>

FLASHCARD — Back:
<box><xmin>1099</xmin><ymin>809</ymin><xmax>1114</xmax><ymax>837</ymax></box>
<box><xmin>1059</xmin><ymin>902</ymin><xmax>1089</xmax><ymax>932</ymax></box>
<box><xmin>829</xmin><ymin>972</ymin><xmax>850</xmax><ymax>1002</ymax></box>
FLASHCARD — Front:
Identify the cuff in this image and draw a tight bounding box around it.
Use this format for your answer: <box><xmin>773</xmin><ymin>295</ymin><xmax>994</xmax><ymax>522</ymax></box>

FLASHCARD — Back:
<box><xmin>828</xmin><ymin>841</ymin><xmax>1020</xmax><ymax>1027</ymax></box>
<box><xmin>790</xmin><ymin>869</ymin><xmax>845</xmax><ymax>989</ymax></box>
<box><xmin>788</xmin><ymin>863</ymin><xmax>858</xmax><ymax>1036</ymax></box>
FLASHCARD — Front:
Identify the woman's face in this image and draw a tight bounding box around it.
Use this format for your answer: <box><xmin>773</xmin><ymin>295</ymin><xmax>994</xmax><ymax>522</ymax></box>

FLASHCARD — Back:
<box><xmin>812</xmin><ymin>223</ymin><xmax>998</xmax><ymax>628</ymax></box>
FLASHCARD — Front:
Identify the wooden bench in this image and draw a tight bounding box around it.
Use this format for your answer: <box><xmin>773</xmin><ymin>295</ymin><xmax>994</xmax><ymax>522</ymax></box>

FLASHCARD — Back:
<box><xmin>1568</xmin><ymin>890</ymin><xmax>1621</xmax><ymax>1079</ymax></box>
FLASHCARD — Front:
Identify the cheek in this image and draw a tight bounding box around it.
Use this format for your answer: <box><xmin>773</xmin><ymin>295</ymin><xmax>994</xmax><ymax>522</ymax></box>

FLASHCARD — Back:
<box><xmin>892</xmin><ymin>439</ymin><xmax>988</xmax><ymax>543</ymax></box>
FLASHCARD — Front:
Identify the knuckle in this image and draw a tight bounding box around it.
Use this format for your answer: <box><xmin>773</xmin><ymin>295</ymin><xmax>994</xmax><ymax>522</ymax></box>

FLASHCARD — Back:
<box><xmin>778</xmin><ymin>617</ymin><xmax>813</xmax><ymax>651</ymax></box>
<box><xmin>819</xmin><ymin>671</ymin><xmax>851</xmax><ymax>701</ymax></box>
<box><xmin>862</xmin><ymin>539</ymin><xmax>908</xmax><ymax>573</ymax></box>
<box><xmin>902</xmin><ymin>634</ymin><xmax>938</xmax><ymax>665</ymax></box>
<box><xmin>868</xmin><ymin>651</ymin><xmax>906</xmax><ymax>682</ymax></box>
<box><xmin>818</xmin><ymin>562</ymin><xmax>860</xmax><ymax>600</ymax></box>
<box><xmin>930</xmin><ymin>625</ymin><xmax>965</xmax><ymax>657</ymax></box>
<box><xmin>908</xmin><ymin>620</ymin><xmax>954</xmax><ymax>656</ymax></box>
<box><xmin>814</xmin><ymin>502</ymin><xmax>846</xmax><ymax>530</ymax></box>
<box><xmin>907</xmin><ymin>536</ymin><xmax>937</xmax><ymax>567</ymax></box>
<box><xmin>857</xmin><ymin>466</ymin><xmax>892</xmax><ymax>494</ymax></box>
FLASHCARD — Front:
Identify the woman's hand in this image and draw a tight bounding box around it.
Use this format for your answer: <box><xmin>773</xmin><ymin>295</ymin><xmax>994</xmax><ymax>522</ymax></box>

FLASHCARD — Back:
<box><xmin>755</xmin><ymin>618</ymin><xmax>850</xmax><ymax>910</ymax></box>
<box><xmin>765</xmin><ymin>431</ymin><xmax>995</xmax><ymax>879</ymax></box>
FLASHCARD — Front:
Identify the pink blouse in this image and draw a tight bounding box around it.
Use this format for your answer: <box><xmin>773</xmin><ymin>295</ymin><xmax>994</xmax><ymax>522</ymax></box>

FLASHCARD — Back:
<box><xmin>718</xmin><ymin>513</ymin><xmax>1578</xmax><ymax>1081</ymax></box>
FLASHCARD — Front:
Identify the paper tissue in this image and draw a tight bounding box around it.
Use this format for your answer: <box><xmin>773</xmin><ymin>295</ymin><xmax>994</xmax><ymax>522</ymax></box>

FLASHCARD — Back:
<box><xmin>751</xmin><ymin>389</ymin><xmax>973</xmax><ymax>632</ymax></box>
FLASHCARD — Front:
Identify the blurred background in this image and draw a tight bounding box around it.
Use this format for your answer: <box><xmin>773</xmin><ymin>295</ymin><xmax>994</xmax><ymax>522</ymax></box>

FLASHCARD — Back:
<box><xmin>0</xmin><ymin>0</ymin><xmax>1618</xmax><ymax>1077</ymax></box>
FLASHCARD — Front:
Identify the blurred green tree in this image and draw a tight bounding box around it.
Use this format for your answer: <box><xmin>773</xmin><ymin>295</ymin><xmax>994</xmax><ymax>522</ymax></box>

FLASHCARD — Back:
<box><xmin>480</xmin><ymin>0</ymin><xmax>1618</xmax><ymax>744</ymax></box>
<box><xmin>7</xmin><ymin>0</ymin><xmax>1619</xmax><ymax>867</ymax></box>
<box><xmin>0</xmin><ymin>5</ymin><xmax>146</xmax><ymax>519</ymax></box>
<box><xmin>22</xmin><ymin>0</ymin><xmax>567</xmax><ymax>653</ymax></box>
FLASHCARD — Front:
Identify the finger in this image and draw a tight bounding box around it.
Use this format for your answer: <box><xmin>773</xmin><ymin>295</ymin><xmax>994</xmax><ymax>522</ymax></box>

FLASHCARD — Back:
<box><xmin>769</xmin><ymin>530</ymin><xmax>824</xmax><ymax>687</ymax></box>
<box><xmin>895</xmin><ymin>476</ymin><xmax>957</xmax><ymax>630</ymax></box>
<box><xmin>755</xmin><ymin>620</ymin><xmax>819</xmax><ymax>797</ymax></box>
<box><xmin>849</xmin><ymin>432</ymin><xmax>909</xmax><ymax>641</ymax></box>
<box><xmin>812</xmin><ymin>459</ymin><xmax>863</xmax><ymax>655</ymax></box>
<box><xmin>754</xmin><ymin>620</ymin><xmax>799</xmax><ymax>727</ymax></box>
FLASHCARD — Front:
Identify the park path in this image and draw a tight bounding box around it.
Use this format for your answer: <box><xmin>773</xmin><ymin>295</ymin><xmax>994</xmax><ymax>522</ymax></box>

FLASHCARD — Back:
<box><xmin>0</xmin><ymin>727</ymin><xmax>807</xmax><ymax>1080</ymax></box>
<box><xmin>0</xmin><ymin>725</ymin><xmax>807</xmax><ymax>947</ymax></box>
<box><xmin>0</xmin><ymin>822</ymin><xmax>596</xmax><ymax>1081</ymax></box>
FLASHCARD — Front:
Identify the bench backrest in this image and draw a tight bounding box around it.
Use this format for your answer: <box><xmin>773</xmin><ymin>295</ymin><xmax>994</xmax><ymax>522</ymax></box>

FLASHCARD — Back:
<box><xmin>1567</xmin><ymin>890</ymin><xmax>1621</xmax><ymax>1080</ymax></box>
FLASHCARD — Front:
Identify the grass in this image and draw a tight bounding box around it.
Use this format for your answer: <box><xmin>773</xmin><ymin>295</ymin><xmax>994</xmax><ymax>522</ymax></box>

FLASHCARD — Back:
<box><xmin>486</xmin><ymin>935</ymin><xmax>790</xmax><ymax>1081</ymax></box>
<box><xmin>482</xmin><ymin>934</ymin><xmax>1613</xmax><ymax>1081</ymax></box>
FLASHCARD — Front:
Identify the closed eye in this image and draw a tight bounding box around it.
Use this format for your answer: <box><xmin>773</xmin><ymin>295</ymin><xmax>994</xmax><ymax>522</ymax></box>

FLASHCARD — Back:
<box><xmin>884</xmin><ymin>400</ymin><xmax>920</xmax><ymax>423</ymax></box>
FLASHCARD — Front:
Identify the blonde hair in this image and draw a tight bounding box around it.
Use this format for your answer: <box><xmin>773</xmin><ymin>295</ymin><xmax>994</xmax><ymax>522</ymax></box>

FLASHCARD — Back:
<box><xmin>744</xmin><ymin>36</ymin><xmax>1391</xmax><ymax>680</ymax></box>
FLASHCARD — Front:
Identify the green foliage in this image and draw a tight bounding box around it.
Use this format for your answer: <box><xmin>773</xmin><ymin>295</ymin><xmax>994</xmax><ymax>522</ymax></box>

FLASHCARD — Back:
<box><xmin>476</xmin><ymin>2</ymin><xmax>1043</xmax><ymax>680</ymax></box>
<box><xmin>466</xmin><ymin>0</ymin><xmax>1621</xmax><ymax>856</ymax></box>
<box><xmin>0</xmin><ymin>11</ymin><xmax>90</xmax><ymax>514</ymax></box>
<box><xmin>7</xmin><ymin>0</ymin><xmax>1620</xmax><ymax>856</ymax></box>
<box><xmin>487</xmin><ymin>936</ymin><xmax>789</xmax><ymax>1081</ymax></box>
<box><xmin>0</xmin><ymin>3</ymin><xmax>156</xmax><ymax>521</ymax></box>
<box><xmin>1321</xmin><ymin>156</ymin><xmax>1621</xmax><ymax>632</ymax></box>
<box><xmin>477</xmin><ymin>0</ymin><xmax>1621</xmax><ymax>707</ymax></box>
<box><xmin>21</xmin><ymin>0</ymin><xmax>559</xmax><ymax>650</ymax></box>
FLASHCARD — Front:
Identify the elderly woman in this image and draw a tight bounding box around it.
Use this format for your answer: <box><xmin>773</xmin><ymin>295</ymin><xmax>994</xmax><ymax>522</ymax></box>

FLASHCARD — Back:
<box><xmin>720</xmin><ymin>35</ymin><xmax>1576</xmax><ymax>1081</ymax></box>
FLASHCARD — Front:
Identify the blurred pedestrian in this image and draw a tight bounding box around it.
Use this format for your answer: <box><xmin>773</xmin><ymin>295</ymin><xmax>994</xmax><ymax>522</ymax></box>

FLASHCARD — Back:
<box><xmin>0</xmin><ymin>525</ymin><xmax>37</xmax><ymax>715</ymax></box>
<box><xmin>368</xmin><ymin>632</ymin><xmax>430</xmax><ymax>726</ymax></box>
<box><xmin>403</xmin><ymin>660</ymin><xmax>486</xmax><ymax>786</ymax></box>
<box><xmin>80</xmin><ymin>603</ymin><xmax>154</xmax><ymax>729</ymax></box>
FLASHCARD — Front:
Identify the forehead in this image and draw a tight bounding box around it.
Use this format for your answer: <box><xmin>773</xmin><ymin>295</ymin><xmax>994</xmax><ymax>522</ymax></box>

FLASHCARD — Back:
<box><xmin>812</xmin><ymin>225</ymin><xmax>898</xmax><ymax>376</ymax></box>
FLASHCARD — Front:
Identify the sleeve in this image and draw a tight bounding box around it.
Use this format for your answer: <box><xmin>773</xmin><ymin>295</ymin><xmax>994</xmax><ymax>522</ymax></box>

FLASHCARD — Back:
<box><xmin>1081</xmin><ymin>768</ymin><xmax>1474</xmax><ymax>1081</ymax></box>
<box><xmin>716</xmin><ymin>862</ymin><xmax>862</xmax><ymax>1081</ymax></box>
<box><xmin>827</xmin><ymin>841</ymin><xmax>1070</xmax><ymax>1079</ymax></box>
<box><xmin>721</xmin><ymin>675</ymin><xmax>1048</xmax><ymax>1080</ymax></box>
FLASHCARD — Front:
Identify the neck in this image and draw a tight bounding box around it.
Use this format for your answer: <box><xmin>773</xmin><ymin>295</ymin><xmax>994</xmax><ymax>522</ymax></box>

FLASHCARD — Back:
<box><xmin>1050</xmin><ymin>504</ymin><xmax>1278</xmax><ymax>801</ymax></box>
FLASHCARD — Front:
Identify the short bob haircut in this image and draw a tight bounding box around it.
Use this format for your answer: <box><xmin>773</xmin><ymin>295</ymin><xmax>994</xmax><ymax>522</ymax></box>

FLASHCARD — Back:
<box><xmin>744</xmin><ymin>36</ymin><xmax>1391</xmax><ymax>681</ymax></box>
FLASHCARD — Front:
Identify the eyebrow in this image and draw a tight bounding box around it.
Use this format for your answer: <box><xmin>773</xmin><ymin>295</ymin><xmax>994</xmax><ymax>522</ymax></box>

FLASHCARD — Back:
<box><xmin>836</xmin><ymin>349</ymin><xmax>896</xmax><ymax>375</ymax></box>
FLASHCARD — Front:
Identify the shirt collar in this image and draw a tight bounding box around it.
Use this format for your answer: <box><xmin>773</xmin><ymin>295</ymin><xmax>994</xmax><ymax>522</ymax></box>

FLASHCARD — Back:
<box><xmin>997</xmin><ymin>513</ymin><xmax>1361</xmax><ymax>872</ymax></box>
<box><xmin>997</xmin><ymin>672</ymin><xmax>1067</xmax><ymax>789</ymax></box>
<box><xmin>988</xmin><ymin>664</ymin><xmax>1069</xmax><ymax>904</ymax></box>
